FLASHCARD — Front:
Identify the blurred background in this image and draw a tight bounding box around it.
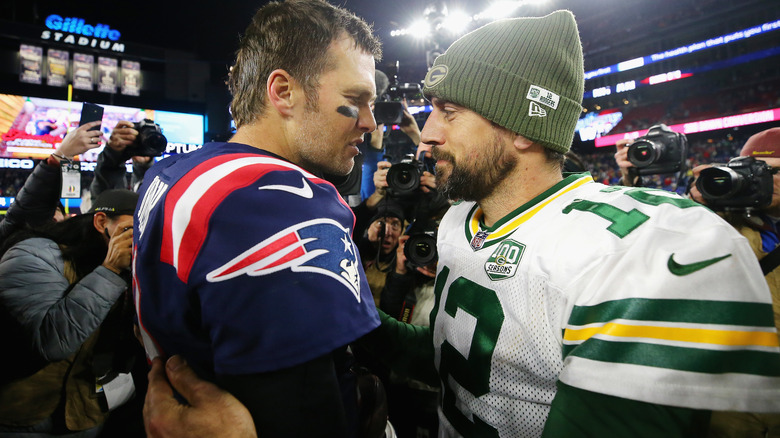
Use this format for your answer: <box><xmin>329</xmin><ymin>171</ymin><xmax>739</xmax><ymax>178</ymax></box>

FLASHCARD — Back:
<box><xmin>0</xmin><ymin>0</ymin><xmax>778</xmax><ymax>209</ymax></box>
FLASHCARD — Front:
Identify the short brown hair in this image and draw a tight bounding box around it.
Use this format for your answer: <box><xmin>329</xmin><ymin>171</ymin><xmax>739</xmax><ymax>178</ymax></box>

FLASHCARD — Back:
<box><xmin>228</xmin><ymin>0</ymin><xmax>382</xmax><ymax>128</ymax></box>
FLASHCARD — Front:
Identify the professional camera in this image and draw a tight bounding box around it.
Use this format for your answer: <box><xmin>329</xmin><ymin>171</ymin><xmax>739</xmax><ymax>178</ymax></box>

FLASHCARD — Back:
<box><xmin>695</xmin><ymin>156</ymin><xmax>774</xmax><ymax>212</ymax></box>
<box><xmin>627</xmin><ymin>124</ymin><xmax>688</xmax><ymax>175</ymax></box>
<box><xmin>404</xmin><ymin>219</ymin><xmax>438</xmax><ymax>268</ymax></box>
<box><xmin>374</xmin><ymin>81</ymin><xmax>422</xmax><ymax>125</ymax></box>
<box><xmin>127</xmin><ymin>119</ymin><xmax>167</xmax><ymax>157</ymax></box>
<box><xmin>386</xmin><ymin>153</ymin><xmax>436</xmax><ymax>198</ymax></box>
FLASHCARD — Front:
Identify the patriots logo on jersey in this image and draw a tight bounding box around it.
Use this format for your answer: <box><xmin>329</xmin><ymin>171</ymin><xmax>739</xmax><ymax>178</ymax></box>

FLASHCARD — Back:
<box><xmin>206</xmin><ymin>218</ymin><xmax>363</xmax><ymax>302</ymax></box>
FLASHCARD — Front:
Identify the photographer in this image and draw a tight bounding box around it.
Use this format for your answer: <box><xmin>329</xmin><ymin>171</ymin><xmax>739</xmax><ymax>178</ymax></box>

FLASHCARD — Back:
<box><xmin>613</xmin><ymin>123</ymin><xmax>689</xmax><ymax>193</ymax></box>
<box><xmin>683</xmin><ymin>127</ymin><xmax>780</xmax><ymax>438</ymax></box>
<box><xmin>0</xmin><ymin>121</ymin><xmax>103</xmax><ymax>242</ymax></box>
<box><xmin>362</xmin><ymin>92</ymin><xmax>423</xmax><ymax>198</ymax></box>
<box><xmin>89</xmin><ymin>120</ymin><xmax>165</xmax><ymax>201</ymax></box>
<box><xmin>377</xmin><ymin>198</ymin><xmax>448</xmax><ymax>438</ymax></box>
<box><xmin>0</xmin><ymin>189</ymin><xmax>139</xmax><ymax>437</ymax></box>
<box><xmin>355</xmin><ymin>199</ymin><xmax>406</xmax><ymax>305</ymax></box>
<box><xmin>353</xmin><ymin>147</ymin><xmax>437</xmax><ymax>242</ymax></box>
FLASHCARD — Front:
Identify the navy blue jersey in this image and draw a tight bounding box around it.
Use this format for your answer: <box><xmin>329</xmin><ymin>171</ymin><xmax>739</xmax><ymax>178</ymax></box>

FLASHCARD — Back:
<box><xmin>132</xmin><ymin>142</ymin><xmax>379</xmax><ymax>376</ymax></box>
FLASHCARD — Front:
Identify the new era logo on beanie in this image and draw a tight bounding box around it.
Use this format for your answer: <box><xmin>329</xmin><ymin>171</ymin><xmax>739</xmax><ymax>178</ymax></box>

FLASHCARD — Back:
<box><xmin>422</xmin><ymin>10</ymin><xmax>585</xmax><ymax>154</ymax></box>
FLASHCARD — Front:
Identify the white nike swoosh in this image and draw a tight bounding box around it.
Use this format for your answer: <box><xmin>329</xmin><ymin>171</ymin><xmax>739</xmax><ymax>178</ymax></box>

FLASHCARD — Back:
<box><xmin>257</xmin><ymin>177</ymin><xmax>314</xmax><ymax>199</ymax></box>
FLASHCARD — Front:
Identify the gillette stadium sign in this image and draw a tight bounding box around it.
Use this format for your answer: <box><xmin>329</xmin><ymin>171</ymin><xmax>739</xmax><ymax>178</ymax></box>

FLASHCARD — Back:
<box><xmin>41</xmin><ymin>14</ymin><xmax>125</xmax><ymax>52</ymax></box>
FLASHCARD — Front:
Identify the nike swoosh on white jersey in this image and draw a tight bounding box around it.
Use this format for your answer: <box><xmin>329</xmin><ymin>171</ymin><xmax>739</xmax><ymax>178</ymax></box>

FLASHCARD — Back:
<box><xmin>257</xmin><ymin>178</ymin><xmax>314</xmax><ymax>198</ymax></box>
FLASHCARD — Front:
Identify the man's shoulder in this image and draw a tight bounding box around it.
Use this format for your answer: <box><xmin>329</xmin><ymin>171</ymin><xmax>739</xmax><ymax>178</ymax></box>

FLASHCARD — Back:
<box><xmin>152</xmin><ymin>143</ymin><xmax>317</xmax><ymax>185</ymax></box>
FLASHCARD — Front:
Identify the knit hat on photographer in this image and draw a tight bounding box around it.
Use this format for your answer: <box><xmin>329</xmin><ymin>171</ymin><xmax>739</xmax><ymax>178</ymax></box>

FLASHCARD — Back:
<box><xmin>740</xmin><ymin>127</ymin><xmax>780</xmax><ymax>158</ymax></box>
<box><xmin>422</xmin><ymin>10</ymin><xmax>584</xmax><ymax>154</ymax></box>
<box><xmin>370</xmin><ymin>198</ymin><xmax>405</xmax><ymax>224</ymax></box>
<box><xmin>88</xmin><ymin>189</ymin><xmax>139</xmax><ymax>216</ymax></box>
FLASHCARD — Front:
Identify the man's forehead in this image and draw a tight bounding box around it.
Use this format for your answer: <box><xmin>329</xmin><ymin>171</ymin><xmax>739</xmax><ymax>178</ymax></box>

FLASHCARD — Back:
<box><xmin>325</xmin><ymin>38</ymin><xmax>377</xmax><ymax>97</ymax></box>
<box><xmin>431</xmin><ymin>97</ymin><xmax>466</xmax><ymax>109</ymax></box>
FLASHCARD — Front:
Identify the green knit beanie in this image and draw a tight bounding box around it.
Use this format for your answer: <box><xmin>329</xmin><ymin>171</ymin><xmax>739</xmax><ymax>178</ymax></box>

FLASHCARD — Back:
<box><xmin>423</xmin><ymin>10</ymin><xmax>584</xmax><ymax>154</ymax></box>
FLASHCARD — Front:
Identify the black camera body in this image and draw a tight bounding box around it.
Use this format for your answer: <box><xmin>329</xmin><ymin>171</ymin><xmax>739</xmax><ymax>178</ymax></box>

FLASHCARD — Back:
<box><xmin>696</xmin><ymin>156</ymin><xmax>773</xmax><ymax>212</ymax></box>
<box><xmin>386</xmin><ymin>154</ymin><xmax>435</xmax><ymax>198</ymax></box>
<box><xmin>404</xmin><ymin>219</ymin><xmax>438</xmax><ymax>268</ymax></box>
<box><xmin>374</xmin><ymin>82</ymin><xmax>422</xmax><ymax>125</ymax></box>
<box><xmin>128</xmin><ymin>119</ymin><xmax>167</xmax><ymax>157</ymax></box>
<box><xmin>627</xmin><ymin>124</ymin><xmax>688</xmax><ymax>175</ymax></box>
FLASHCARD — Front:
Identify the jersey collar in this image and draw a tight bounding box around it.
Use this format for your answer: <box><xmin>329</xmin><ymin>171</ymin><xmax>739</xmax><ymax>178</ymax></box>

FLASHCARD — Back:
<box><xmin>465</xmin><ymin>172</ymin><xmax>594</xmax><ymax>250</ymax></box>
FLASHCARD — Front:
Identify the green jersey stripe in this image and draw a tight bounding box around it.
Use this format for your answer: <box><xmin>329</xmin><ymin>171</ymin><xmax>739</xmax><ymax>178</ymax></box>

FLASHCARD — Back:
<box><xmin>568</xmin><ymin>298</ymin><xmax>776</xmax><ymax>328</ymax></box>
<box><xmin>562</xmin><ymin>338</ymin><xmax>780</xmax><ymax>377</ymax></box>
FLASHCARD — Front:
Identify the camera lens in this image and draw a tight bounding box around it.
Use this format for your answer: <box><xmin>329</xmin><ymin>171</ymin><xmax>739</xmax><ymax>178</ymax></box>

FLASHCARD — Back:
<box><xmin>387</xmin><ymin>163</ymin><xmax>420</xmax><ymax>196</ymax></box>
<box><xmin>397</xmin><ymin>170</ymin><xmax>412</xmax><ymax>185</ymax></box>
<box><xmin>404</xmin><ymin>234</ymin><xmax>437</xmax><ymax>267</ymax></box>
<box><xmin>627</xmin><ymin>140</ymin><xmax>660</xmax><ymax>168</ymax></box>
<box><xmin>141</xmin><ymin>130</ymin><xmax>167</xmax><ymax>151</ymax></box>
<box><xmin>698</xmin><ymin>167</ymin><xmax>743</xmax><ymax>199</ymax></box>
<box><xmin>373</xmin><ymin>102</ymin><xmax>404</xmax><ymax>125</ymax></box>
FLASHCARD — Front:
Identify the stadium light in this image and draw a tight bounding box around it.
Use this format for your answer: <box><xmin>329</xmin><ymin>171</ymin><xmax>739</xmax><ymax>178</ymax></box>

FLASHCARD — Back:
<box><xmin>390</xmin><ymin>0</ymin><xmax>550</xmax><ymax>38</ymax></box>
<box><xmin>442</xmin><ymin>10</ymin><xmax>472</xmax><ymax>35</ymax></box>
<box><xmin>409</xmin><ymin>19</ymin><xmax>432</xmax><ymax>39</ymax></box>
<box><xmin>477</xmin><ymin>1</ymin><xmax>524</xmax><ymax>21</ymax></box>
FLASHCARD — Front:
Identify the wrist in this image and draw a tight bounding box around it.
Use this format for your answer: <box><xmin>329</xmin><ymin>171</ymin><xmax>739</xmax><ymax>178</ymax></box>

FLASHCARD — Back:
<box><xmin>102</xmin><ymin>262</ymin><xmax>123</xmax><ymax>275</ymax></box>
<box><xmin>46</xmin><ymin>154</ymin><xmax>61</xmax><ymax>167</ymax></box>
<box><xmin>51</xmin><ymin>151</ymin><xmax>72</xmax><ymax>162</ymax></box>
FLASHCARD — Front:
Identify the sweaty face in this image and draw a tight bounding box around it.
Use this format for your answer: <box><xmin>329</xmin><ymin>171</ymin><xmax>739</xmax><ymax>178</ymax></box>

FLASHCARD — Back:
<box><xmin>424</xmin><ymin>99</ymin><xmax>517</xmax><ymax>202</ymax></box>
<box><xmin>294</xmin><ymin>36</ymin><xmax>377</xmax><ymax>176</ymax></box>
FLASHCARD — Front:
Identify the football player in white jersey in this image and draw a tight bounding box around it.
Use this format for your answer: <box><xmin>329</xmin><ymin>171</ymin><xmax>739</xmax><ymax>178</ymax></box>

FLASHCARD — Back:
<box><xmin>363</xmin><ymin>9</ymin><xmax>780</xmax><ymax>438</ymax></box>
<box><xmin>140</xmin><ymin>8</ymin><xmax>780</xmax><ymax>438</ymax></box>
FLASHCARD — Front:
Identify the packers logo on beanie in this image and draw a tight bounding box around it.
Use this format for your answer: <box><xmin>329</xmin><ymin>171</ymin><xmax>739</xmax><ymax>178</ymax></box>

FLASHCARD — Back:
<box><xmin>423</xmin><ymin>10</ymin><xmax>585</xmax><ymax>154</ymax></box>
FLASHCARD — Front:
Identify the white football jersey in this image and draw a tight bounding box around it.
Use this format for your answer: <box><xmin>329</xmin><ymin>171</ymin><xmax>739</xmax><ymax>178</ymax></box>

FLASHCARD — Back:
<box><xmin>431</xmin><ymin>173</ymin><xmax>780</xmax><ymax>437</ymax></box>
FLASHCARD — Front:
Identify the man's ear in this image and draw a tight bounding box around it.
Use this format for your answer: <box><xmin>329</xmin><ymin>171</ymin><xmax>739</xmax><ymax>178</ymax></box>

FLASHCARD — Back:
<box><xmin>267</xmin><ymin>69</ymin><xmax>297</xmax><ymax>117</ymax></box>
<box><xmin>93</xmin><ymin>212</ymin><xmax>109</xmax><ymax>234</ymax></box>
<box><xmin>513</xmin><ymin>133</ymin><xmax>535</xmax><ymax>151</ymax></box>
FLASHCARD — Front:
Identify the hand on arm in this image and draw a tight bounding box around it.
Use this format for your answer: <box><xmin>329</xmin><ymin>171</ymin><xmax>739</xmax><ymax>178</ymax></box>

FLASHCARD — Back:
<box><xmin>144</xmin><ymin>356</ymin><xmax>257</xmax><ymax>438</ymax></box>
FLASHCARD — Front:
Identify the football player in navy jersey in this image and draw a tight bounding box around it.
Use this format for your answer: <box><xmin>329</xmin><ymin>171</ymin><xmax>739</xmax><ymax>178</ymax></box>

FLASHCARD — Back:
<box><xmin>133</xmin><ymin>1</ymin><xmax>382</xmax><ymax>436</ymax></box>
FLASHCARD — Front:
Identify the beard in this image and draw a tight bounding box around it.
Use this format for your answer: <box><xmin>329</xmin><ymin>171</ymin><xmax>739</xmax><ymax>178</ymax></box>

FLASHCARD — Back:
<box><xmin>433</xmin><ymin>129</ymin><xmax>517</xmax><ymax>202</ymax></box>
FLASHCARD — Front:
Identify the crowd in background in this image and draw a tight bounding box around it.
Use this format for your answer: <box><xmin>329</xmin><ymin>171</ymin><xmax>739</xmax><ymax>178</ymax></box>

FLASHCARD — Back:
<box><xmin>0</xmin><ymin>127</ymin><xmax>755</xmax><ymax>207</ymax></box>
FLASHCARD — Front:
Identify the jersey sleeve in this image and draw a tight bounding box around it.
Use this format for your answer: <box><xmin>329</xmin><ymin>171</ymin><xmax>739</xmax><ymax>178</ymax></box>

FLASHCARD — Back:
<box><xmin>542</xmin><ymin>382</ymin><xmax>711</xmax><ymax>438</ymax></box>
<box><xmin>559</xmin><ymin>194</ymin><xmax>780</xmax><ymax>413</ymax></box>
<box><xmin>181</xmin><ymin>168</ymin><xmax>378</xmax><ymax>375</ymax></box>
<box><xmin>356</xmin><ymin>310</ymin><xmax>439</xmax><ymax>386</ymax></box>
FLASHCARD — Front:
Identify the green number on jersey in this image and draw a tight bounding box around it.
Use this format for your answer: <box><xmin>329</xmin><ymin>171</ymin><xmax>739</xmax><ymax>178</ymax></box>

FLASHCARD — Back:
<box><xmin>435</xmin><ymin>267</ymin><xmax>504</xmax><ymax>437</ymax></box>
<box><xmin>562</xmin><ymin>188</ymin><xmax>702</xmax><ymax>238</ymax></box>
<box><xmin>562</xmin><ymin>199</ymin><xmax>649</xmax><ymax>238</ymax></box>
<box><xmin>624</xmin><ymin>188</ymin><xmax>701</xmax><ymax>208</ymax></box>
